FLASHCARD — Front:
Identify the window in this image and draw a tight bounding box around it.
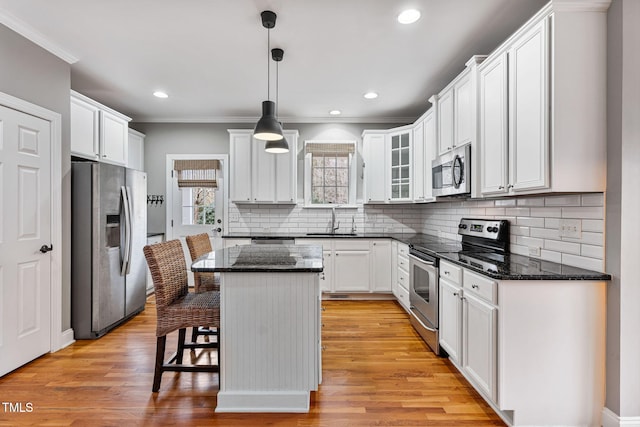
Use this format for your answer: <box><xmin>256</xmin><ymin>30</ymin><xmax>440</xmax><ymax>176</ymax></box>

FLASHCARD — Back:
<box><xmin>304</xmin><ymin>141</ymin><xmax>357</xmax><ymax>206</ymax></box>
<box><xmin>181</xmin><ymin>187</ymin><xmax>216</xmax><ymax>225</ymax></box>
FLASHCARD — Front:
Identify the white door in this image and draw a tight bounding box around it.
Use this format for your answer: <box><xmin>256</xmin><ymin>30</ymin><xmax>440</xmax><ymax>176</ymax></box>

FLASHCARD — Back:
<box><xmin>0</xmin><ymin>104</ymin><xmax>52</xmax><ymax>377</ymax></box>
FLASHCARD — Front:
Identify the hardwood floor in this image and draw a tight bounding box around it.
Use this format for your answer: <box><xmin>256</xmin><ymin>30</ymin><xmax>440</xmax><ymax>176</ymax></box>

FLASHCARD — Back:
<box><xmin>0</xmin><ymin>297</ymin><xmax>504</xmax><ymax>426</ymax></box>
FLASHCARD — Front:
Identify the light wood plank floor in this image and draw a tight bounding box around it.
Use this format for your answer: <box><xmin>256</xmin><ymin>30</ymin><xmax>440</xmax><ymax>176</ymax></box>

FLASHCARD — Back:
<box><xmin>0</xmin><ymin>297</ymin><xmax>504</xmax><ymax>426</ymax></box>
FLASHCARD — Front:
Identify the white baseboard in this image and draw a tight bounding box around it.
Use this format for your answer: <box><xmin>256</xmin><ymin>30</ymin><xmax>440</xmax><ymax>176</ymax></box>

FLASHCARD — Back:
<box><xmin>602</xmin><ymin>407</ymin><xmax>640</xmax><ymax>427</ymax></box>
<box><xmin>59</xmin><ymin>328</ymin><xmax>76</xmax><ymax>350</ymax></box>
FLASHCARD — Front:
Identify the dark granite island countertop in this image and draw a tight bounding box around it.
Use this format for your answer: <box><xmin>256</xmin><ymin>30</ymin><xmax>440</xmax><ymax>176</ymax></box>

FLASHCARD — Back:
<box><xmin>191</xmin><ymin>244</ymin><xmax>323</xmax><ymax>273</ymax></box>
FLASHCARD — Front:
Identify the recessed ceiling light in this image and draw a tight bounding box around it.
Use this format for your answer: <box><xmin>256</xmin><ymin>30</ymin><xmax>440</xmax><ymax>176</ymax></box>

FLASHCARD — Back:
<box><xmin>397</xmin><ymin>9</ymin><xmax>421</xmax><ymax>24</ymax></box>
<box><xmin>153</xmin><ymin>91</ymin><xmax>169</xmax><ymax>98</ymax></box>
<box><xmin>364</xmin><ymin>92</ymin><xmax>378</xmax><ymax>99</ymax></box>
<box><xmin>329</xmin><ymin>110</ymin><xmax>342</xmax><ymax>115</ymax></box>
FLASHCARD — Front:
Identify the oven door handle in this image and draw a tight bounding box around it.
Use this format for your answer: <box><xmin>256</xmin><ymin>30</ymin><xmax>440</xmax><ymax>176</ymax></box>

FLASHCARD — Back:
<box><xmin>409</xmin><ymin>308</ymin><xmax>437</xmax><ymax>332</ymax></box>
<box><xmin>408</xmin><ymin>253</ymin><xmax>436</xmax><ymax>266</ymax></box>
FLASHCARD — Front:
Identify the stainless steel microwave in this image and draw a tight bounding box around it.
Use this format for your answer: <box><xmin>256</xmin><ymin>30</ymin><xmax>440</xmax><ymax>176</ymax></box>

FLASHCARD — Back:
<box><xmin>432</xmin><ymin>144</ymin><xmax>471</xmax><ymax>197</ymax></box>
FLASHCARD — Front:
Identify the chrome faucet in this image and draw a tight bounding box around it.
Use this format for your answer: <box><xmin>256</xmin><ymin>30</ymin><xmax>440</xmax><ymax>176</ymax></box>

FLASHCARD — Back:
<box><xmin>351</xmin><ymin>215</ymin><xmax>357</xmax><ymax>233</ymax></box>
<box><xmin>330</xmin><ymin>206</ymin><xmax>340</xmax><ymax>234</ymax></box>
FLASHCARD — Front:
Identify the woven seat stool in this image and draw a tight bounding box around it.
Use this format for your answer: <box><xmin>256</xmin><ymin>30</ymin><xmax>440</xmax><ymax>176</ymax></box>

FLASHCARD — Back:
<box><xmin>185</xmin><ymin>233</ymin><xmax>220</xmax><ymax>343</ymax></box>
<box><xmin>143</xmin><ymin>239</ymin><xmax>220</xmax><ymax>392</ymax></box>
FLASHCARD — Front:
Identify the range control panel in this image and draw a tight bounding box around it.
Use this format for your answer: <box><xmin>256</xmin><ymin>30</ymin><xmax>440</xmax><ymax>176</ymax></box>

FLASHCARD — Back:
<box><xmin>457</xmin><ymin>218</ymin><xmax>509</xmax><ymax>241</ymax></box>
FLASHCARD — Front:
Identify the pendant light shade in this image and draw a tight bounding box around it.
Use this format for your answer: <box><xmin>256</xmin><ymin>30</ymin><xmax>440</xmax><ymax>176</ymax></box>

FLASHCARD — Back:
<box><xmin>254</xmin><ymin>101</ymin><xmax>284</xmax><ymax>141</ymax></box>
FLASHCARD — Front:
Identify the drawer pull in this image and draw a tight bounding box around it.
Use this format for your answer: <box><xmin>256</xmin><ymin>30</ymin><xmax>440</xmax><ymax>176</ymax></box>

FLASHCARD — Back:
<box><xmin>453</xmin><ymin>292</ymin><xmax>459</xmax><ymax>296</ymax></box>
<box><xmin>472</xmin><ymin>284</ymin><xmax>479</xmax><ymax>289</ymax></box>
<box><xmin>444</xmin><ymin>271</ymin><xmax>450</xmax><ymax>275</ymax></box>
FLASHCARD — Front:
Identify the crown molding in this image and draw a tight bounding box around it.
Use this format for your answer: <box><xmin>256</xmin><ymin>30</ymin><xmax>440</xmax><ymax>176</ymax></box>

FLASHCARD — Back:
<box><xmin>552</xmin><ymin>0</ymin><xmax>612</xmax><ymax>13</ymax></box>
<box><xmin>0</xmin><ymin>8</ymin><xmax>78</xmax><ymax>64</ymax></box>
<box><xmin>130</xmin><ymin>115</ymin><xmax>416</xmax><ymax>125</ymax></box>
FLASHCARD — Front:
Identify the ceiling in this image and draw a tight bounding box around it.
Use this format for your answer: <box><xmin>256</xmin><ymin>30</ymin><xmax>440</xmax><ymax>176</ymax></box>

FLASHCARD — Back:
<box><xmin>0</xmin><ymin>0</ymin><xmax>547</xmax><ymax>124</ymax></box>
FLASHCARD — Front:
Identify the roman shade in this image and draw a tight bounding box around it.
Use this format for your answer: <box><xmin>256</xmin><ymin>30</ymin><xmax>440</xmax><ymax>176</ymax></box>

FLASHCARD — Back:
<box><xmin>305</xmin><ymin>142</ymin><xmax>355</xmax><ymax>155</ymax></box>
<box><xmin>173</xmin><ymin>159</ymin><xmax>220</xmax><ymax>188</ymax></box>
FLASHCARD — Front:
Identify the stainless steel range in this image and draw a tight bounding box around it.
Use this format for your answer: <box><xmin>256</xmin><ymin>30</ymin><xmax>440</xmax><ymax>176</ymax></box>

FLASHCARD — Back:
<box><xmin>408</xmin><ymin>218</ymin><xmax>509</xmax><ymax>356</ymax></box>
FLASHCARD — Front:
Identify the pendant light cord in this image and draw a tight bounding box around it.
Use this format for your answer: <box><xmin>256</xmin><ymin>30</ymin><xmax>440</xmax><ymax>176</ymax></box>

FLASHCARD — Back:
<box><xmin>267</xmin><ymin>28</ymin><xmax>271</xmax><ymax>101</ymax></box>
<box><xmin>275</xmin><ymin>59</ymin><xmax>279</xmax><ymax>116</ymax></box>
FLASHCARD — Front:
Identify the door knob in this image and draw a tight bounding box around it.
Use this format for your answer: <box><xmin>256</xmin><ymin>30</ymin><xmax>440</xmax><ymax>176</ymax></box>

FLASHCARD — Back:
<box><xmin>39</xmin><ymin>244</ymin><xmax>53</xmax><ymax>253</ymax></box>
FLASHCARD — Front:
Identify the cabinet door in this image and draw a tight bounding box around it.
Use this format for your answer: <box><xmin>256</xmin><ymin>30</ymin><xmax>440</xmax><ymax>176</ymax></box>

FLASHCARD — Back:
<box><xmin>390</xmin><ymin>132</ymin><xmax>411</xmax><ymax>201</ymax></box>
<box><xmin>454</xmin><ymin>72</ymin><xmax>473</xmax><ymax>147</ymax></box>
<box><xmin>439</xmin><ymin>279</ymin><xmax>462</xmax><ymax>366</ymax></box>
<box><xmin>463</xmin><ymin>292</ymin><xmax>498</xmax><ymax>403</ymax></box>
<box><xmin>509</xmin><ymin>19</ymin><xmax>549</xmax><ymax>192</ymax></box>
<box><xmin>363</xmin><ymin>133</ymin><xmax>387</xmax><ymax>203</ymax></box>
<box><xmin>99</xmin><ymin>110</ymin><xmax>128</xmax><ymax>165</ymax></box>
<box><xmin>70</xmin><ymin>96</ymin><xmax>100</xmax><ymax>159</ymax></box>
<box><xmin>412</xmin><ymin>120</ymin><xmax>425</xmax><ymax>201</ymax></box>
<box><xmin>229</xmin><ymin>133</ymin><xmax>253</xmax><ymax>202</ymax></box>
<box><xmin>437</xmin><ymin>88</ymin><xmax>454</xmax><ymax>155</ymax></box>
<box><xmin>334</xmin><ymin>250</ymin><xmax>370</xmax><ymax>291</ymax></box>
<box><xmin>252</xmin><ymin>140</ymin><xmax>277</xmax><ymax>203</ymax></box>
<box><xmin>391</xmin><ymin>241</ymin><xmax>398</xmax><ymax>293</ymax></box>
<box><xmin>370</xmin><ymin>240</ymin><xmax>391</xmax><ymax>292</ymax></box>
<box><xmin>479</xmin><ymin>53</ymin><xmax>509</xmax><ymax>196</ymax></box>
<box><xmin>321</xmin><ymin>250</ymin><xmax>333</xmax><ymax>292</ymax></box>
<box><xmin>127</xmin><ymin>130</ymin><xmax>145</xmax><ymax>171</ymax></box>
<box><xmin>275</xmin><ymin>133</ymin><xmax>297</xmax><ymax>203</ymax></box>
<box><xmin>422</xmin><ymin>111</ymin><xmax>436</xmax><ymax>201</ymax></box>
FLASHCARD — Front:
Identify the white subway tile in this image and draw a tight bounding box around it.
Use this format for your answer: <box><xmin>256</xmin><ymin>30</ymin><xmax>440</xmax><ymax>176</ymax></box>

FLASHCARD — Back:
<box><xmin>505</xmin><ymin>207</ymin><xmax>531</xmax><ymax>217</ymax></box>
<box><xmin>475</xmin><ymin>200</ymin><xmax>496</xmax><ymax>208</ymax></box>
<box><xmin>581</xmin><ymin>193</ymin><xmax>604</xmax><ymax>207</ymax></box>
<box><xmin>561</xmin><ymin>206</ymin><xmax>603</xmax><ymax>219</ymax></box>
<box><xmin>561</xmin><ymin>254</ymin><xmax>603</xmax><ymax>272</ymax></box>
<box><xmin>540</xmin><ymin>249</ymin><xmax>562</xmax><ymax>263</ymax></box>
<box><xmin>510</xmin><ymin>226</ymin><xmax>530</xmax><ymax>236</ymax></box>
<box><xmin>530</xmin><ymin>227</ymin><xmax>559</xmax><ymax>239</ymax></box>
<box><xmin>581</xmin><ymin>244</ymin><xmax>604</xmax><ymax>259</ymax></box>
<box><xmin>485</xmin><ymin>207</ymin><xmax>506</xmax><ymax>216</ymax></box>
<box><xmin>562</xmin><ymin>231</ymin><xmax>603</xmax><ymax>246</ymax></box>
<box><xmin>545</xmin><ymin>218</ymin><xmax>561</xmax><ymax>229</ymax></box>
<box><xmin>530</xmin><ymin>207</ymin><xmax>562</xmax><ymax>218</ymax></box>
<box><xmin>582</xmin><ymin>219</ymin><xmax>604</xmax><ymax>232</ymax></box>
<box><xmin>544</xmin><ymin>239</ymin><xmax>581</xmax><ymax>255</ymax></box>
<box><xmin>516</xmin><ymin>235</ymin><xmax>545</xmax><ymax>248</ymax></box>
<box><xmin>545</xmin><ymin>195</ymin><xmax>581</xmax><ymax>206</ymax></box>
<box><xmin>495</xmin><ymin>199</ymin><xmax>517</xmax><ymax>207</ymax></box>
<box><xmin>517</xmin><ymin>197</ymin><xmax>545</xmax><ymax>206</ymax></box>
<box><xmin>510</xmin><ymin>244</ymin><xmax>529</xmax><ymax>256</ymax></box>
<box><xmin>517</xmin><ymin>217</ymin><xmax>545</xmax><ymax>227</ymax></box>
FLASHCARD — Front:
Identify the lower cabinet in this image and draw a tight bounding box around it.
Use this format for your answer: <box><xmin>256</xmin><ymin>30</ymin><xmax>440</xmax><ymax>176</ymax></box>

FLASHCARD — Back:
<box><xmin>370</xmin><ymin>240</ymin><xmax>392</xmax><ymax>292</ymax></box>
<box><xmin>334</xmin><ymin>249</ymin><xmax>370</xmax><ymax>291</ymax></box>
<box><xmin>392</xmin><ymin>242</ymin><xmax>410</xmax><ymax>311</ymax></box>
<box><xmin>439</xmin><ymin>277</ymin><xmax>462</xmax><ymax>365</ymax></box>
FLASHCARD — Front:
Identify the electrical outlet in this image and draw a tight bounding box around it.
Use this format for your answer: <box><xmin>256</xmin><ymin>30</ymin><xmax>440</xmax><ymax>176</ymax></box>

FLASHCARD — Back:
<box><xmin>559</xmin><ymin>219</ymin><xmax>582</xmax><ymax>238</ymax></box>
<box><xmin>529</xmin><ymin>246</ymin><xmax>541</xmax><ymax>257</ymax></box>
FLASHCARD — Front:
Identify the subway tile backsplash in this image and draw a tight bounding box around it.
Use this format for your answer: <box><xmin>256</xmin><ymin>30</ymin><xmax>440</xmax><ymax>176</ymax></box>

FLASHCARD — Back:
<box><xmin>228</xmin><ymin>193</ymin><xmax>605</xmax><ymax>272</ymax></box>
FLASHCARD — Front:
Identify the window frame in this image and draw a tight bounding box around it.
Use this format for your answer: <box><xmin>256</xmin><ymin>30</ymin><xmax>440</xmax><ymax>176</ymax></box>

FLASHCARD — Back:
<box><xmin>303</xmin><ymin>140</ymin><xmax>358</xmax><ymax>208</ymax></box>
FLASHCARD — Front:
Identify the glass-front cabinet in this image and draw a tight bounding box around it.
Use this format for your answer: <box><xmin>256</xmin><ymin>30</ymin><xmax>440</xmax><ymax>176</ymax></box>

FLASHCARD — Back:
<box><xmin>389</xmin><ymin>130</ymin><xmax>412</xmax><ymax>201</ymax></box>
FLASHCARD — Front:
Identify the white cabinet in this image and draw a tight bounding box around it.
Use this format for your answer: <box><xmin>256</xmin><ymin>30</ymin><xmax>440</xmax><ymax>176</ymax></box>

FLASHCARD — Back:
<box><xmin>71</xmin><ymin>90</ymin><xmax>130</xmax><ymax>166</ymax></box>
<box><xmin>228</xmin><ymin>129</ymin><xmax>298</xmax><ymax>204</ymax></box>
<box><xmin>370</xmin><ymin>240</ymin><xmax>391</xmax><ymax>292</ymax></box>
<box><xmin>388</xmin><ymin>128</ymin><xmax>412</xmax><ymax>202</ymax></box>
<box><xmin>412</xmin><ymin>109</ymin><xmax>436</xmax><ymax>203</ymax></box>
<box><xmin>478</xmin><ymin>3</ymin><xmax>607</xmax><ymax>197</ymax></box>
<box><xmin>222</xmin><ymin>238</ymin><xmax>251</xmax><ymax>248</ymax></box>
<box><xmin>127</xmin><ymin>129</ymin><xmax>145</xmax><ymax>171</ymax></box>
<box><xmin>334</xmin><ymin>249</ymin><xmax>370</xmax><ymax>291</ymax></box>
<box><xmin>362</xmin><ymin>131</ymin><xmax>387</xmax><ymax>203</ymax></box>
<box><xmin>436</xmin><ymin>88</ymin><xmax>454</xmax><ymax>155</ymax></box>
<box><xmin>392</xmin><ymin>242</ymin><xmax>410</xmax><ymax>311</ymax></box>
<box><xmin>439</xmin><ymin>277</ymin><xmax>462</xmax><ymax>366</ymax></box>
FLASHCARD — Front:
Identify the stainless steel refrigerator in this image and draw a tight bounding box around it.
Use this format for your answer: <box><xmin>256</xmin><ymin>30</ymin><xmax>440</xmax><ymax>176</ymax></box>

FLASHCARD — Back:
<box><xmin>71</xmin><ymin>162</ymin><xmax>147</xmax><ymax>339</ymax></box>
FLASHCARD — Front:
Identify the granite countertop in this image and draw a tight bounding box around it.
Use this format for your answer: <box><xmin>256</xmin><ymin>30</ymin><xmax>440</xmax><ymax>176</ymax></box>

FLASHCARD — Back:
<box><xmin>191</xmin><ymin>244</ymin><xmax>323</xmax><ymax>273</ymax></box>
<box><xmin>222</xmin><ymin>232</ymin><xmax>611</xmax><ymax>281</ymax></box>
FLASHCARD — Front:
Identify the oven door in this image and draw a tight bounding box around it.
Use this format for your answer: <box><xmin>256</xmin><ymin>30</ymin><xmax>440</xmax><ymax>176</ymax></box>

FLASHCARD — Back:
<box><xmin>408</xmin><ymin>253</ymin><xmax>439</xmax><ymax>329</ymax></box>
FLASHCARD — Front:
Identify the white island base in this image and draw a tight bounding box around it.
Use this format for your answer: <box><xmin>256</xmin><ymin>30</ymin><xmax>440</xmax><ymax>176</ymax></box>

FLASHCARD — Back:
<box><xmin>215</xmin><ymin>272</ymin><xmax>321</xmax><ymax>413</ymax></box>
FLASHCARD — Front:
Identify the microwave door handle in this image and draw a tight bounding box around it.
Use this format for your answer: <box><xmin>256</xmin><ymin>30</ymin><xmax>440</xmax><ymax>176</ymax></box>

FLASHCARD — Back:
<box><xmin>452</xmin><ymin>155</ymin><xmax>463</xmax><ymax>188</ymax></box>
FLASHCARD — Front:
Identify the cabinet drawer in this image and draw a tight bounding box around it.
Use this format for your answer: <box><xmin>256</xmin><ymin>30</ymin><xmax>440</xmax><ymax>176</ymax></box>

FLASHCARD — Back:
<box><xmin>463</xmin><ymin>269</ymin><xmax>497</xmax><ymax>304</ymax></box>
<box><xmin>395</xmin><ymin>282</ymin><xmax>410</xmax><ymax>311</ymax></box>
<box><xmin>398</xmin><ymin>243</ymin><xmax>409</xmax><ymax>258</ymax></box>
<box><xmin>440</xmin><ymin>260</ymin><xmax>462</xmax><ymax>283</ymax></box>
<box><xmin>334</xmin><ymin>240</ymin><xmax>370</xmax><ymax>251</ymax></box>
<box><xmin>397</xmin><ymin>255</ymin><xmax>409</xmax><ymax>272</ymax></box>
<box><xmin>398</xmin><ymin>268</ymin><xmax>409</xmax><ymax>291</ymax></box>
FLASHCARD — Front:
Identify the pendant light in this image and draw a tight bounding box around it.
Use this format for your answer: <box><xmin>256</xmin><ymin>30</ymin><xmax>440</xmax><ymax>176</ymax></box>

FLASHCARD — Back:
<box><xmin>253</xmin><ymin>11</ymin><xmax>284</xmax><ymax>142</ymax></box>
<box><xmin>265</xmin><ymin>47</ymin><xmax>290</xmax><ymax>153</ymax></box>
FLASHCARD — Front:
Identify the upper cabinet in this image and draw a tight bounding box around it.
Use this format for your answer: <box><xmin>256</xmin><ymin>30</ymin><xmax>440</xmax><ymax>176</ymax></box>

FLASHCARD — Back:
<box><xmin>70</xmin><ymin>90</ymin><xmax>130</xmax><ymax>166</ymax></box>
<box><xmin>412</xmin><ymin>109</ymin><xmax>436</xmax><ymax>203</ymax></box>
<box><xmin>434</xmin><ymin>56</ymin><xmax>485</xmax><ymax>157</ymax></box>
<box><xmin>127</xmin><ymin>129</ymin><xmax>145</xmax><ymax>171</ymax></box>
<box><xmin>363</xmin><ymin>125</ymin><xmax>416</xmax><ymax>204</ymax></box>
<box><xmin>478</xmin><ymin>2</ymin><xmax>608</xmax><ymax>197</ymax></box>
<box><xmin>228</xmin><ymin>129</ymin><xmax>298</xmax><ymax>204</ymax></box>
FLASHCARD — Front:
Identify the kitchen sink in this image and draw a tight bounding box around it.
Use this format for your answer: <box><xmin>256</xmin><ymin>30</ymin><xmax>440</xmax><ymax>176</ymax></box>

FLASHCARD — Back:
<box><xmin>305</xmin><ymin>232</ymin><xmax>358</xmax><ymax>237</ymax></box>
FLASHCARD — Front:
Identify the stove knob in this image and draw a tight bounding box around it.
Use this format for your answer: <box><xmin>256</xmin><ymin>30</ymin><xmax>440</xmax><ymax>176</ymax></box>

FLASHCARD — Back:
<box><xmin>459</xmin><ymin>224</ymin><xmax>467</xmax><ymax>229</ymax></box>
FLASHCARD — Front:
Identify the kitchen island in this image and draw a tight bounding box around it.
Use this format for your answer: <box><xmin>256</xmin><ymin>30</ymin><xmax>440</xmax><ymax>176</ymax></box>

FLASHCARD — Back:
<box><xmin>191</xmin><ymin>244</ymin><xmax>323</xmax><ymax>413</ymax></box>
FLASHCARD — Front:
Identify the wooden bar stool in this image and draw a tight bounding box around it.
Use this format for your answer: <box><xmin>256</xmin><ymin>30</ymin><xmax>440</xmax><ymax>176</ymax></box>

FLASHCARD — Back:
<box><xmin>185</xmin><ymin>233</ymin><xmax>220</xmax><ymax>343</ymax></box>
<box><xmin>143</xmin><ymin>239</ymin><xmax>220</xmax><ymax>392</ymax></box>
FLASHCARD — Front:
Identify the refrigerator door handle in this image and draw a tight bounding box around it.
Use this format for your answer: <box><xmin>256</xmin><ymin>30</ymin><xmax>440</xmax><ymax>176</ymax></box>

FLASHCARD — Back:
<box><xmin>125</xmin><ymin>186</ymin><xmax>134</xmax><ymax>275</ymax></box>
<box><xmin>120</xmin><ymin>186</ymin><xmax>132</xmax><ymax>276</ymax></box>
